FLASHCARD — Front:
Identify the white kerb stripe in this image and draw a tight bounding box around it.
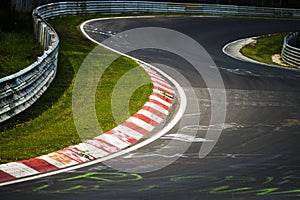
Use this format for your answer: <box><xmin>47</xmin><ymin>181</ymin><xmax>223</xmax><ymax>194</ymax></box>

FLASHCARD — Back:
<box><xmin>0</xmin><ymin>162</ymin><xmax>39</xmax><ymax>178</ymax></box>
<box><xmin>73</xmin><ymin>143</ymin><xmax>108</xmax><ymax>158</ymax></box>
<box><xmin>144</xmin><ymin>68</ymin><xmax>156</xmax><ymax>74</ymax></box>
<box><xmin>153</xmin><ymin>89</ymin><xmax>174</xmax><ymax>100</ymax></box>
<box><xmin>137</xmin><ymin>109</ymin><xmax>164</xmax><ymax>124</ymax></box>
<box><xmin>40</xmin><ymin>152</ymin><xmax>79</xmax><ymax>168</ymax></box>
<box><xmin>152</xmin><ymin>77</ymin><xmax>171</xmax><ymax>86</ymax></box>
<box><xmin>149</xmin><ymin>74</ymin><xmax>166</xmax><ymax>82</ymax></box>
<box><xmin>149</xmin><ymin>95</ymin><xmax>171</xmax><ymax>107</ymax></box>
<box><xmin>96</xmin><ymin>134</ymin><xmax>129</xmax><ymax>149</ymax></box>
<box><xmin>151</xmin><ymin>76</ymin><xmax>169</xmax><ymax>86</ymax></box>
<box><xmin>146</xmin><ymin>70</ymin><xmax>162</xmax><ymax>77</ymax></box>
<box><xmin>38</xmin><ymin>155</ymin><xmax>73</xmax><ymax>169</ymax></box>
<box><xmin>115</xmin><ymin>125</ymin><xmax>144</xmax><ymax>140</ymax></box>
<box><xmin>127</xmin><ymin>117</ymin><xmax>155</xmax><ymax>132</ymax></box>
<box><xmin>142</xmin><ymin>66</ymin><xmax>156</xmax><ymax>73</ymax></box>
<box><xmin>144</xmin><ymin>102</ymin><xmax>169</xmax><ymax>115</ymax></box>
<box><xmin>153</xmin><ymin>82</ymin><xmax>173</xmax><ymax>94</ymax></box>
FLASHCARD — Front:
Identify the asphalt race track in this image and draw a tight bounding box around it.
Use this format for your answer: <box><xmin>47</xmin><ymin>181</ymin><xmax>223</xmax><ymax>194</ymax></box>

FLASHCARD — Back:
<box><xmin>2</xmin><ymin>16</ymin><xmax>300</xmax><ymax>199</ymax></box>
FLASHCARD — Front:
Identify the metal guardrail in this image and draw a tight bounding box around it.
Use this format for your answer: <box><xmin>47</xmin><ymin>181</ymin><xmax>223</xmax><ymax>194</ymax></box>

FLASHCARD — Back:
<box><xmin>2</xmin><ymin>1</ymin><xmax>300</xmax><ymax>122</ymax></box>
<box><xmin>34</xmin><ymin>1</ymin><xmax>300</xmax><ymax>18</ymax></box>
<box><xmin>282</xmin><ymin>32</ymin><xmax>300</xmax><ymax>67</ymax></box>
<box><xmin>0</xmin><ymin>13</ymin><xmax>58</xmax><ymax>122</ymax></box>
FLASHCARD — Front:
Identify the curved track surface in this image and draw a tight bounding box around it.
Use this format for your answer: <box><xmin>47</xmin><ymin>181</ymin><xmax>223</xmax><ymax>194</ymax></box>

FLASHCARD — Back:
<box><xmin>2</xmin><ymin>17</ymin><xmax>300</xmax><ymax>199</ymax></box>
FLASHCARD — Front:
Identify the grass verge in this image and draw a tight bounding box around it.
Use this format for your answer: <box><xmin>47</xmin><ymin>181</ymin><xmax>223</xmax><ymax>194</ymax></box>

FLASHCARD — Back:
<box><xmin>0</xmin><ymin>14</ymin><xmax>153</xmax><ymax>164</ymax></box>
<box><xmin>240</xmin><ymin>32</ymin><xmax>298</xmax><ymax>69</ymax></box>
<box><xmin>0</xmin><ymin>31</ymin><xmax>43</xmax><ymax>78</ymax></box>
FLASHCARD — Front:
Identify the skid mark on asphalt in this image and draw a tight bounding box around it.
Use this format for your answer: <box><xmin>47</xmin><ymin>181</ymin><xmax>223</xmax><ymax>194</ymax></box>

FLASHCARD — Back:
<box><xmin>274</xmin><ymin>118</ymin><xmax>300</xmax><ymax>132</ymax></box>
<box><xmin>195</xmin><ymin>88</ymin><xmax>299</xmax><ymax>108</ymax></box>
<box><xmin>225</xmin><ymin>89</ymin><xmax>300</xmax><ymax>107</ymax></box>
<box><xmin>83</xmin><ymin>24</ymin><xmax>116</xmax><ymax>37</ymax></box>
<box><xmin>160</xmin><ymin>133</ymin><xmax>213</xmax><ymax>142</ymax></box>
<box><xmin>216</xmin><ymin>66</ymin><xmax>300</xmax><ymax>79</ymax></box>
<box><xmin>180</xmin><ymin>123</ymin><xmax>244</xmax><ymax>132</ymax></box>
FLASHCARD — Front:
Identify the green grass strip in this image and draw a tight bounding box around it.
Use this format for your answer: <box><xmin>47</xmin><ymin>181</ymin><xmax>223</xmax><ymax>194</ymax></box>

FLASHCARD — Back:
<box><xmin>0</xmin><ymin>14</ymin><xmax>153</xmax><ymax>164</ymax></box>
<box><xmin>240</xmin><ymin>32</ymin><xmax>298</xmax><ymax>69</ymax></box>
<box><xmin>0</xmin><ymin>31</ymin><xmax>43</xmax><ymax>78</ymax></box>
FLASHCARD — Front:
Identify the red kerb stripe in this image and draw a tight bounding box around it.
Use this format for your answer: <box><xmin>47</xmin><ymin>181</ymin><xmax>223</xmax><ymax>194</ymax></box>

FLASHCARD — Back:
<box><xmin>152</xmin><ymin>80</ymin><xmax>172</xmax><ymax>90</ymax></box>
<box><xmin>122</xmin><ymin>121</ymin><xmax>148</xmax><ymax>135</ymax></box>
<box><xmin>20</xmin><ymin>158</ymin><xmax>59</xmax><ymax>173</ymax></box>
<box><xmin>133</xmin><ymin>113</ymin><xmax>159</xmax><ymax>126</ymax></box>
<box><xmin>141</xmin><ymin>106</ymin><xmax>166</xmax><ymax>119</ymax></box>
<box><xmin>147</xmin><ymin>99</ymin><xmax>169</xmax><ymax>110</ymax></box>
<box><xmin>0</xmin><ymin>170</ymin><xmax>15</xmax><ymax>182</ymax></box>
<box><xmin>152</xmin><ymin>92</ymin><xmax>173</xmax><ymax>103</ymax></box>
<box><xmin>106</xmin><ymin>130</ymin><xmax>137</xmax><ymax>144</ymax></box>
<box><xmin>153</xmin><ymin>86</ymin><xmax>174</xmax><ymax>96</ymax></box>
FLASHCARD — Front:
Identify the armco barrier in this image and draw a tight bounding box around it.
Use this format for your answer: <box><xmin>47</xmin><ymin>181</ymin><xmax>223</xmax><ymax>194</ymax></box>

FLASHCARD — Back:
<box><xmin>0</xmin><ymin>15</ymin><xmax>58</xmax><ymax>122</ymax></box>
<box><xmin>33</xmin><ymin>1</ymin><xmax>300</xmax><ymax>19</ymax></box>
<box><xmin>1</xmin><ymin>1</ymin><xmax>300</xmax><ymax>123</ymax></box>
<box><xmin>282</xmin><ymin>32</ymin><xmax>300</xmax><ymax>67</ymax></box>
